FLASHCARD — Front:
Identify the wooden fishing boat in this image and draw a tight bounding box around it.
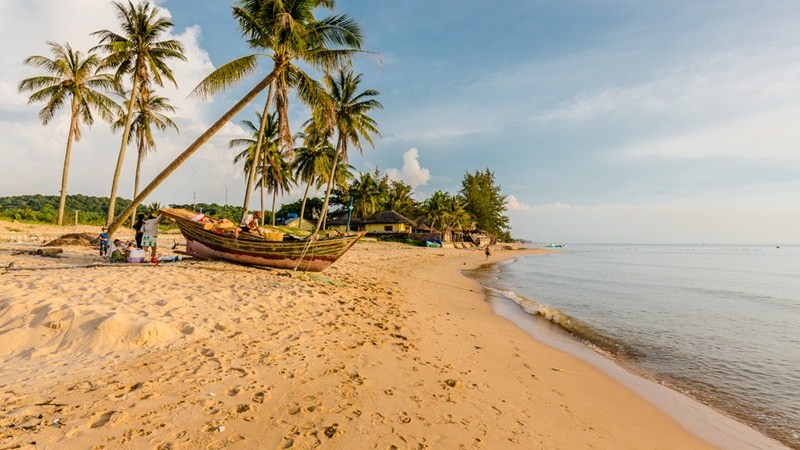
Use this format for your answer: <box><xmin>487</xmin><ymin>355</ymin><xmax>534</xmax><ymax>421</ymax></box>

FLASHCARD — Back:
<box><xmin>161</xmin><ymin>208</ymin><xmax>365</xmax><ymax>271</ymax></box>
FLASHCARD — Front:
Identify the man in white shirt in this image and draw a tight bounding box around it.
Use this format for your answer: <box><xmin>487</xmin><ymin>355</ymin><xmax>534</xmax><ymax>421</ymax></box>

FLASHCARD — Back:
<box><xmin>141</xmin><ymin>212</ymin><xmax>162</xmax><ymax>259</ymax></box>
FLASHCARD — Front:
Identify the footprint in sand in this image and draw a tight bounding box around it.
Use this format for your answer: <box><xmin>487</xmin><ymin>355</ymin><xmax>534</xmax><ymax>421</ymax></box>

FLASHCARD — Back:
<box><xmin>90</xmin><ymin>410</ymin><xmax>116</xmax><ymax>428</ymax></box>
<box><xmin>252</xmin><ymin>392</ymin><xmax>266</xmax><ymax>403</ymax></box>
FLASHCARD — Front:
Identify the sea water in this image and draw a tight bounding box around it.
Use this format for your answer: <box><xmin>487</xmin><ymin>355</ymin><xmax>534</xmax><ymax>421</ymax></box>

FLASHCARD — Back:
<box><xmin>472</xmin><ymin>245</ymin><xmax>800</xmax><ymax>449</ymax></box>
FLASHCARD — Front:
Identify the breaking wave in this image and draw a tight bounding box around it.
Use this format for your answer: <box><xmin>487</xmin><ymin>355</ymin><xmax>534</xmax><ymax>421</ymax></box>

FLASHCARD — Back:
<box><xmin>485</xmin><ymin>287</ymin><xmax>644</xmax><ymax>360</ymax></box>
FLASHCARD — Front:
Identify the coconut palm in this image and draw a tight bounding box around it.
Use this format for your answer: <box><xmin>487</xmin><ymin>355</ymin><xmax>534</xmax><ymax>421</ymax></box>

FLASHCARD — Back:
<box><xmin>106</xmin><ymin>0</ymin><xmax>364</xmax><ymax>235</ymax></box>
<box><xmin>256</xmin><ymin>147</ymin><xmax>294</xmax><ymax>226</ymax></box>
<box><xmin>194</xmin><ymin>0</ymin><xmax>364</xmax><ymax>220</ymax></box>
<box><xmin>313</xmin><ymin>69</ymin><xmax>382</xmax><ymax>233</ymax></box>
<box><xmin>385</xmin><ymin>180</ymin><xmax>417</xmax><ymax>218</ymax></box>
<box><xmin>422</xmin><ymin>190</ymin><xmax>452</xmax><ymax>232</ymax></box>
<box><xmin>231</xmin><ymin>111</ymin><xmax>279</xmax><ymax>224</ymax></box>
<box><xmin>293</xmin><ymin>125</ymin><xmax>336</xmax><ymax>227</ymax></box>
<box><xmin>446</xmin><ymin>196</ymin><xmax>473</xmax><ymax>231</ymax></box>
<box><xmin>350</xmin><ymin>171</ymin><xmax>382</xmax><ymax>220</ymax></box>
<box><xmin>18</xmin><ymin>42</ymin><xmax>119</xmax><ymax>225</ymax></box>
<box><xmin>93</xmin><ymin>0</ymin><xmax>186</xmax><ymax>226</ymax></box>
<box><xmin>112</xmin><ymin>88</ymin><xmax>178</xmax><ymax>225</ymax></box>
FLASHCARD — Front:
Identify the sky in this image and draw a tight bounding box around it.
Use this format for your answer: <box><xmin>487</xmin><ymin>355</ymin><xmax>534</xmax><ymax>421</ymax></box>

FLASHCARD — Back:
<box><xmin>2</xmin><ymin>0</ymin><xmax>800</xmax><ymax>243</ymax></box>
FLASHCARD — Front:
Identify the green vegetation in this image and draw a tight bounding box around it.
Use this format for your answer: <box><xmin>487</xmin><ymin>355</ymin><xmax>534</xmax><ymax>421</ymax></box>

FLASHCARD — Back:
<box><xmin>0</xmin><ymin>194</ymin><xmax>131</xmax><ymax>225</ymax></box>
<box><xmin>460</xmin><ymin>169</ymin><xmax>511</xmax><ymax>241</ymax></box>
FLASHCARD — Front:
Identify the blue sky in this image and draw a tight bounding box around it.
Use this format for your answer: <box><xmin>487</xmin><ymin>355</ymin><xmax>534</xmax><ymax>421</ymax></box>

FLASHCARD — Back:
<box><xmin>2</xmin><ymin>1</ymin><xmax>800</xmax><ymax>243</ymax></box>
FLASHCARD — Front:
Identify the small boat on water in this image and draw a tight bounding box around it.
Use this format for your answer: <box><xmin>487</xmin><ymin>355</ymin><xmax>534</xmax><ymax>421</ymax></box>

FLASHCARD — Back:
<box><xmin>161</xmin><ymin>208</ymin><xmax>365</xmax><ymax>271</ymax></box>
<box><xmin>545</xmin><ymin>243</ymin><xmax>565</xmax><ymax>248</ymax></box>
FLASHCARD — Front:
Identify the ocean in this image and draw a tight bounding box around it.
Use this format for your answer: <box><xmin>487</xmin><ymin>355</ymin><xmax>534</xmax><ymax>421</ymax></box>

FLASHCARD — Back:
<box><xmin>471</xmin><ymin>245</ymin><xmax>800</xmax><ymax>449</ymax></box>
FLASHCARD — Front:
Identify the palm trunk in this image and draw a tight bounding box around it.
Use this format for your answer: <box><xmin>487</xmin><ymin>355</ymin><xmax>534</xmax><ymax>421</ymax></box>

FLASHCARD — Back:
<box><xmin>260</xmin><ymin>151</ymin><xmax>267</xmax><ymax>226</ymax></box>
<box><xmin>130</xmin><ymin>144</ymin><xmax>144</xmax><ymax>226</ymax></box>
<box><xmin>106</xmin><ymin>75</ymin><xmax>140</xmax><ymax>225</ymax></box>
<box><xmin>313</xmin><ymin>137</ymin><xmax>345</xmax><ymax>234</ymax></box>
<box><xmin>241</xmin><ymin>82</ymin><xmax>274</xmax><ymax>222</ymax></box>
<box><xmin>57</xmin><ymin>99</ymin><xmax>80</xmax><ymax>226</ymax></box>
<box><xmin>107</xmin><ymin>70</ymin><xmax>279</xmax><ymax>235</ymax></box>
<box><xmin>271</xmin><ymin>189</ymin><xmax>277</xmax><ymax>226</ymax></box>
<box><xmin>298</xmin><ymin>178</ymin><xmax>312</xmax><ymax>230</ymax></box>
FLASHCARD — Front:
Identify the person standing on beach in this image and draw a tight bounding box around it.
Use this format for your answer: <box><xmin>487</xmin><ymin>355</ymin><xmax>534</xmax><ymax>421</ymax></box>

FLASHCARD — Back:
<box><xmin>141</xmin><ymin>212</ymin><xmax>162</xmax><ymax>259</ymax></box>
<box><xmin>132</xmin><ymin>213</ymin><xmax>145</xmax><ymax>248</ymax></box>
<box><xmin>98</xmin><ymin>227</ymin><xmax>109</xmax><ymax>256</ymax></box>
<box><xmin>485</xmin><ymin>245</ymin><xmax>491</xmax><ymax>260</ymax></box>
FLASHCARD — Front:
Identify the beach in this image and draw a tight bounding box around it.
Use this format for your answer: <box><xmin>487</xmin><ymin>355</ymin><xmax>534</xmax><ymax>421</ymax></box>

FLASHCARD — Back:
<box><xmin>0</xmin><ymin>221</ymin><xmax>781</xmax><ymax>449</ymax></box>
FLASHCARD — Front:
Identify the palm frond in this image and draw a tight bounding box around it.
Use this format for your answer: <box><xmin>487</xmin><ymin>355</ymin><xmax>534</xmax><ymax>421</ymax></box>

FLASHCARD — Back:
<box><xmin>189</xmin><ymin>54</ymin><xmax>260</xmax><ymax>99</ymax></box>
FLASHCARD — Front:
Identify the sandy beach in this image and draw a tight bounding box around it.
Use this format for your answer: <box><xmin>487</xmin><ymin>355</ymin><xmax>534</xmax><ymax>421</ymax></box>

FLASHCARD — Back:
<box><xmin>0</xmin><ymin>221</ymin><xmax>783</xmax><ymax>449</ymax></box>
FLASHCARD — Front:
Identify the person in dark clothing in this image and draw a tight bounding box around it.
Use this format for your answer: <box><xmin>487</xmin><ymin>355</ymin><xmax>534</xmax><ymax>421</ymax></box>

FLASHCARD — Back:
<box><xmin>133</xmin><ymin>214</ymin><xmax>145</xmax><ymax>248</ymax></box>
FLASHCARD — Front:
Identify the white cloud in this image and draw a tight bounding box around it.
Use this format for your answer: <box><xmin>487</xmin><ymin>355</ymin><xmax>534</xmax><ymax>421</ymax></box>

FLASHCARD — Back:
<box><xmin>386</xmin><ymin>148</ymin><xmax>431</xmax><ymax>188</ymax></box>
<box><xmin>0</xmin><ymin>1</ymin><xmax>249</xmax><ymax>207</ymax></box>
<box><xmin>505</xmin><ymin>195</ymin><xmax>530</xmax><ymax>211</ymax></box>
<box><xmin>619</xmin><ymin>106</ymin><xmax>800</xmax><ymax>161</ymax></box>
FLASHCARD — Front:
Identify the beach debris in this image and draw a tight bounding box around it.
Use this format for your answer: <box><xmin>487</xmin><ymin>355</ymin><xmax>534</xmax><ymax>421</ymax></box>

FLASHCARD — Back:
<box><xmin>218</xmin><ymin>425</ymin><xmax>226</xmax><ymax>433</ymax></box>
<box><xmin>44</xmin><ymin>233</ymin><xmax>97</xmax><ymax>247</ymax></box>
<box><xmin>11</xmin><ymin>247</ymin><xmax>63</xmax><ymax>256</ymax></box>
<box><xmin>323</xmin><ymin>423</ymin><xmax>339</xmax><ymax>438</ymax></box>
<box><xmin>444</xmin><ymin>379</ymin><xmax>460</xmax><ymax>388</ymax></box>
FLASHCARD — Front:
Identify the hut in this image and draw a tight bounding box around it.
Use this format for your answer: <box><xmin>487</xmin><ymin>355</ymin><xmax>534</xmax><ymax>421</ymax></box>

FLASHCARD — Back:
<box><xmin>362</xmin><ymin>210</ymin><xmax>416</xmax><ymax>233</ymax></box>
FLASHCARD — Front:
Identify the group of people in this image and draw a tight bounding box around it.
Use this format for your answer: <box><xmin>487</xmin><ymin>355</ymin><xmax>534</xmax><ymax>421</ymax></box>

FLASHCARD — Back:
<box><xmin>98</xmin><ymin>212</ymin><xmax>162</xmax><ymax>262</ymax></box>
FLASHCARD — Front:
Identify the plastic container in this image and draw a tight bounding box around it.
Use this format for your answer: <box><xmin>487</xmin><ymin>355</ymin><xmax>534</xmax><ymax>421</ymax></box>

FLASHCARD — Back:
<box><xmin>128</xmin><ymin>248</ymin><xmax>146</xmax><ymax>263</ymax></box>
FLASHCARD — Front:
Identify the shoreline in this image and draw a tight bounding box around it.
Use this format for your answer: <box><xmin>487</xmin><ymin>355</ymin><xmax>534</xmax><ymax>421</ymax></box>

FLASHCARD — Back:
<box><xmin>470</xmin><ymin>250</ymin><xmax>790</xmax><ymax>450</ymax></box>
<box><xmin>0</xmin><ymin>220</ymin><xmax>783</xmax><ymax>448</ymax></box>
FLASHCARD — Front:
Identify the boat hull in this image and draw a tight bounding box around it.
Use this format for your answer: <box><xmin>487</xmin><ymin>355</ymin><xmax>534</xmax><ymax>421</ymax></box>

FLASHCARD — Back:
<box><xmin>162</xmin><ymin>208</ymin><xmax>363</xmax><ymax>271</ymax></box>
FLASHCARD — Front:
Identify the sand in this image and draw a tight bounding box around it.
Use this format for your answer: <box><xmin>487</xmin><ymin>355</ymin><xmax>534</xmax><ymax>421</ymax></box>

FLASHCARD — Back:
<box><xmin>0</xmin><ymin>220</ymin><xmax>784</xmax><ymax>449</ymax></box>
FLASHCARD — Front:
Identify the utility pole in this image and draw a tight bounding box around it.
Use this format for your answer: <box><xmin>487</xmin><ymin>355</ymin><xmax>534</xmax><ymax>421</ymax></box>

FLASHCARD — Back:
<box><xmin>192</xmin><ymin>191</ymin><xmax>196</xmax><ymax>212</ymax></box>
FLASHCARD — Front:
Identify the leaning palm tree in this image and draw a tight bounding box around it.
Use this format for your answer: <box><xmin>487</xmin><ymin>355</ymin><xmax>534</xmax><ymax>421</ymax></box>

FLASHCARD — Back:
<box><xmin>194</xmin><ymin>0</ymin><xmax>364</xmax><ymax>221</ymax></box>
<box><xmin>93</xmin><ymin>0</ymin><xmax>186</xmax><ymax>226</ymax></box>
<box><xmin>105</xmin><ymin>0</ymin><xmax>364</xmax><ymax>235</ymax></box>
<box><xmin>313</xmin><ymin>69</ymin><xmax>382</xmax><ymax>233</ymax></box>
<box><xmin>18</xmin><ymin>42</ymin><xmax>118</xmax><ymax>225</ymax></box>
<box><xmin>112</xmin><ymin>88</ymin><xmax>178</xmax><ymax>225</ymax></box>
<box><xmin>231</xmin><ymin>111</ymin><xmax>279</xmax><ymax>224</ymax></box>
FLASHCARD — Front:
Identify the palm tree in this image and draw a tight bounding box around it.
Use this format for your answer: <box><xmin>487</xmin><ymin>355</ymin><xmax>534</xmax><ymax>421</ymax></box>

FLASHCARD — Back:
<box><xmin>446</xmin><ymin>196</ymin><xmax>473</xmax><ymax>231</ymax></box>
<box><xmin>105</xmin><ymin>0</ymin><xmax>364</xmax><ymax>236</ymax></box>
<box><xmin>94</xmin><ymin>0</ymin><xmax>186</xmax><ymax>226</ymax></box>
<box><xmin>231</xmin><ymin>111</ymin><xmax>279</xmax><ymax>224</ymax></box>
<box><xmin>293</xmin><ymin>125</ymin><xmax>336</xmax><ymax>228</ymax></box>
<box><xmin>422</xmin><ymin>190</ymin><xmax>452</xmax><ymax>232</ymax></box>
<box><xmin>350</xmin><ymin>171</ymin><xmax>382</xmax><ymax>220</ymax></box>
<box><xmin>385</xmin><ymin>180</ymin><xmax>417</xmax><ymax>218</ymax></box>
<box><xmin>194</xmin><ymin>0</ymin><xmax>365</xmax><ymax>221</ymax></box>
<box><xmin>18</xmin><ymin>42</ymin><xmax>118</xmax><ymax>225</ymax></box>
<box><xmin>257</xmin><ymin>146</ymin><xmax>294</xmax><ymax>226</ymax></box>
<box><xmin>112</xmin><ymin>88</ymin><xmax>178</xmax><ymax>225</ymax></box>
<box><xmin>313</xmin><ymin>69</ymin><xmax>382</xmax><ymax>233</ymax></box>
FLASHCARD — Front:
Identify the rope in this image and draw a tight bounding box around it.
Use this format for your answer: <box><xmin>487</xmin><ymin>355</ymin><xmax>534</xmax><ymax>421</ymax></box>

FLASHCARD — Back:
<box><xmin>293</xmin><ymin>234</ymin><xmax>317</xmax><ymax>272</ymax></box>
